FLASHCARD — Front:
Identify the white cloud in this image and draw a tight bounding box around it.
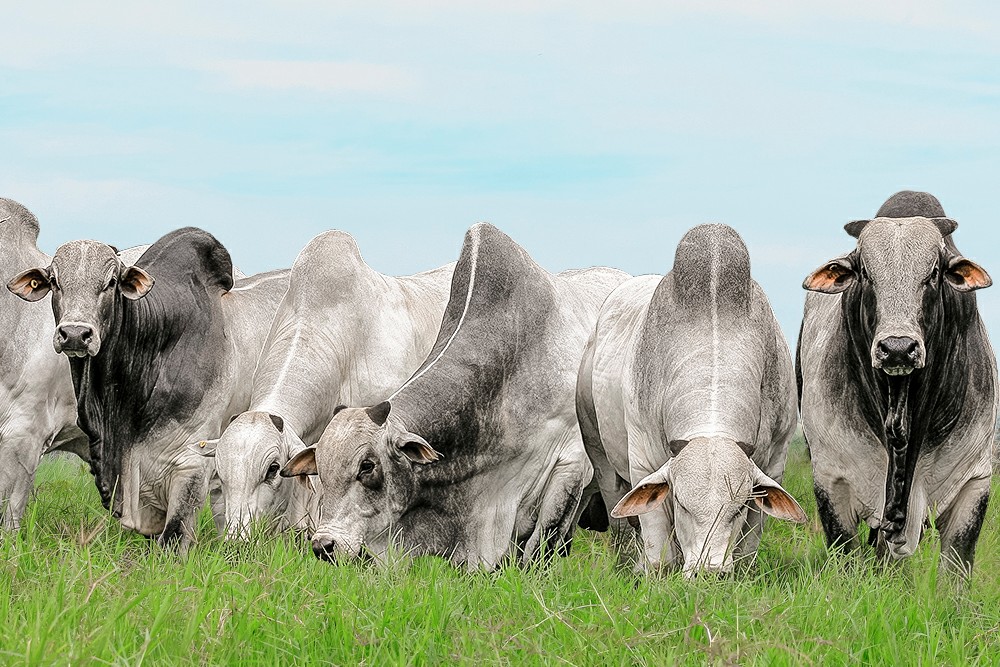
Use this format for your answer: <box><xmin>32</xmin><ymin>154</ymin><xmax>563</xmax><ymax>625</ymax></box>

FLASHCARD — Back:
<box><xmin>199</xmin><ymin>60</ymin><xmax>417</xmax><ymax>95</ymax></box>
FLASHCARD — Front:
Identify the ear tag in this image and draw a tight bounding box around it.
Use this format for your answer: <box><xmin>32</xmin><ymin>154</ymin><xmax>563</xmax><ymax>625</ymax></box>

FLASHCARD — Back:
<box><xmin>199</xmin><ymin>441</ymin><xmax>207</xmax><ymax>448</ymax></box>
<box><xmin>30</xmin><ymin>279</ymin><xmax>39</xmax><ymax>289</ymax></box>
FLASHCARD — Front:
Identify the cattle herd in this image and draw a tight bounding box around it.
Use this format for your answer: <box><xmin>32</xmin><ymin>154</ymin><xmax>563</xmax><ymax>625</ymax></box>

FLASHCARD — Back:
<box><xmin>0</xmin><ymin>190</ymin><xmax>995</xmax><ymax>577</ymax></box>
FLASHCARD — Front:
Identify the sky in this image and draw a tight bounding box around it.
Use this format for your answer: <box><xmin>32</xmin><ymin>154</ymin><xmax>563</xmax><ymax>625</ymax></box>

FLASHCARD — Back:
<box><xmin>3</xmin><ymin>1</ymin><xmax>1000</xmax><ymax>345</ymax></box>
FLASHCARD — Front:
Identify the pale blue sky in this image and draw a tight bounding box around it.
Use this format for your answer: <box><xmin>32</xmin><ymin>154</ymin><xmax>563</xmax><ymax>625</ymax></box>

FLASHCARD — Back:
<box><xmin>3</xmin><ymin>1</ymin><xmax>1000</xmax><ymax>344</ymax></box>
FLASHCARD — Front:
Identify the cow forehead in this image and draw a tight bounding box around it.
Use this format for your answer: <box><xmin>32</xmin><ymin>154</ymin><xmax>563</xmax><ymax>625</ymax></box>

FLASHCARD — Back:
<box><xmin>218</xmin><ymin>415</ymin><xmax>282</xmax><ymax>463</ymax></box>
<box><xmin>53</xmin><ymin>240</ymin><xmax>120</xmax><ymax>275</ymax></box>
<box><xmin>670</xmin><ymin>437</ymin><xmax>753</xmax><ymax>499</ymax></box>
<box><xmin>318</xmin><ymin>410</ymin><xmax>383</xmax><ymax>459</ymax></box>
<box><xmin>858</xmin><ymin>218</ymin><xmax>944</xmax><ymax>254</ymax></box>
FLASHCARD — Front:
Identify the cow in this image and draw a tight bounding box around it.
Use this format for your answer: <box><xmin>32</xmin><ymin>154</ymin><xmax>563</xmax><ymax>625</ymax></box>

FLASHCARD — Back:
<box><xmin>576</xmin><ymin>224</ymin><xmax>806</xmax><ymax>576</ymax></box>
<box><xmin>798</xmin><ymin>191</ymin><xmax>996</xmax><ymax>573</ymax></box>
<box><xmin>194</xmin><ymin>230</ymin><xmax>454</xmax><ymax>538</ymax></box>
<box><xmin>8</xmin><ymin>227</ymin><xmax>290</xmax><ymax>548</ymax></box>
<box><xmin>0</xmin><ymin>198</ymin><xmax>90</xmax><ymax>529</ymax></box>
<box><xmin>281</xmin><ymin>222</ymin><xmax>628</xmax><ymax>568</ymax></box>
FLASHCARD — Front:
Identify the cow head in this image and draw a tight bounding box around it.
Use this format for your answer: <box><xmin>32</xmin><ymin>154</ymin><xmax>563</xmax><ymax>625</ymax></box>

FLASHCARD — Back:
<box><xmin>7</xmin><ymin>240</ymin><xmax>154</xmax><ymax>357</ymax></box>
<box><xmin>281</xmin><ymin>401</ymin><xmax>442</xmax><ymax>562</ymax></box>
<box><xmin>195</xmin><ymin>411</ymin><xmax>312</xmax><ymax>539</ymax></box>
<box><xmin>803</xmin><ymin>217</ymin><xmax>990</xmax><ymax>375</ymax></box>
<box><xmin>611</xmin><ymin>436</ymin><xmax>806</xmax><ymax>576</ymax></box>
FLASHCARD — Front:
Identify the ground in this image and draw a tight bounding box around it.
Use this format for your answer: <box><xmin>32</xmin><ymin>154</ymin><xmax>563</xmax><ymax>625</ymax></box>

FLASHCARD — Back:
<box><xmin>1</xmin><ymin>440</ymin><xmax>998</xmax><ymax>665</ymax></box>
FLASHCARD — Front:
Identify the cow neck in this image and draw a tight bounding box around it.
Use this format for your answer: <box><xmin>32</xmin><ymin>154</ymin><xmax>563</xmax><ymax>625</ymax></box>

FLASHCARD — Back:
<box><xmin>841</xmin><ymin>275</ymin><xmax>977</xmax><ymax>543</ymax></box>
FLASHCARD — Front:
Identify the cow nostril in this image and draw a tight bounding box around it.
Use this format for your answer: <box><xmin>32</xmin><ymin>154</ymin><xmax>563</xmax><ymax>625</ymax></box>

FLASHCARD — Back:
<box><xmin>312</xmin><ymin>538</ymin><xmax>336</xmax><ymax>562</ymax></box>
<box><xmin>877</xmin><ymin>336</ymin><xmax>919</xmax><ymax>364</ymax></box>
<box><xmin>58</xmin><ymin>324</ymin><xmax>95</xmax><ymax>346</ymax></box>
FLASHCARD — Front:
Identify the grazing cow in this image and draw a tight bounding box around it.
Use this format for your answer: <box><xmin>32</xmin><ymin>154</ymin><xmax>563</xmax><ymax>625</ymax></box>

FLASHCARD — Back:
<box><xmin>282</xmin><ymin>223</ymin><xmax>628</xmax><ymax>568</ymax></box>
<box><xmin>0</xmin><ymin>199</ymin><xmax>89</xmax><ymax>528</ymax></box>
<box><xmin>576</xmin><ymin>224</ymin><xmax>806</xmax><ymax>576</ymax></box>
<box><xmin>799</xmin><ymin>191</ymin><xmax>996</xmax><ymax>572</ymax></box>
<box><xmin>195</xmin><ymin>230</ymin><xmax>454</xmax><ymax>538</ymax></box>
<box><xmin>8</xmin><ymin>227</ymin><xmax>289</xmax><ymax>547</ymax></box>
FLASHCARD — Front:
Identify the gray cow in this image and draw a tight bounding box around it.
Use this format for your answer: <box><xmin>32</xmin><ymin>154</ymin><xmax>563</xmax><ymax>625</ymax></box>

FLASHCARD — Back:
<box><xmin>195</xmin><ymin>230</ymin><xmax>454</xmax><ymax>538</ymax></box>
<box><xmin>282</xmin><ymin>223</ymin><xmax>628</xmax><ymax>568</ymax></box>
<box><xmin>799</xmin><ymin>191</ymin><xmax>996</xmax><ymax>572</ymax></box>
<box><xmin>577</xmin><ymin>224</ymin><xmax>806</xmax><ymax>576</ymax></box>
<box><xmin>9</xmin><ymin>227</ymin><xmax>289</xmax><ymax>547</ymax></box>
<box><xmin>0</xmin><ymin>199</ymin><xmax>89</xmax><ymax>528</ymax></box>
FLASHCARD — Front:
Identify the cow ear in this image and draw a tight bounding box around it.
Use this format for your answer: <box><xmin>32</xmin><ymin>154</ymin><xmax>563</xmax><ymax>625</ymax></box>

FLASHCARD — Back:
<box><xmin>7</xmin><ymin>267</ymin><xmax>52</xmax><ymax>302</ymax></box>
<box><xmin>668</xmin><ymin>439</ymin><xmax>689</xmax><ymax>456</ymax></box>
<box><xmin>191</xmin><ymin>438</ymin><xmax>219</xmax><ymax>458</ymax></box>
<box><xmin>610</xmin><ymin>463</ymin><xmax>671</xmax><ymax>518</ymax></box>
<box><xmin>844</xmin><ymin>219</ymin><xmax>870</xmax><ymax>238</ymax></box>
<box><xmin>269</xmin><ymin>414</ymin><xmax>284</xmax><ymax>433</ymax></box>
<box><xmin>366</xmin><ymin>401</ymin><xmax>391</xmax><ymax>427</ymax></box>
<box><xmin>803</xmin><ymin>258</ymin><xmax>856</xmax><ymax>294</ymax></box>
<box><xmin>120</xmin><ymin>265</ymin><xmax>155</xmax><ymax>300</ymax></box>
<box><xmin>281</xmin><ymin>446</ymin><xmax>318</xmax><ymax>477</ymax></box>
<box><xmin>398</xmin><ymin>433</ymin><xmax>442</xmax><ymax>464</ymax></box>
<box><xmin>945</xmin><ymin>257</ymin><xmax>992</xmax><ymax>292</ymax></box>
<box><xmin>751</xmin><ymin>468</ymin><xmax>807</xmax><ymax>523</ymax></box>
<box><xmin>931</xmin><ymin>217</ymin><xmax>958</xmax><ymax>237</ymax></box>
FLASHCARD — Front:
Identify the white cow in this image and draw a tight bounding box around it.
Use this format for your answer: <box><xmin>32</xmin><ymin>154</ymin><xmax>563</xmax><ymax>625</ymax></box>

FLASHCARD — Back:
<box><xmin>577</xmin><ymin>224</ymin><xmax>806</xmax><ymax>576</ymax></box>
<box><xmin>196</xmin><ymin>230</ymin><xmax>455</xmax><ymax>538</ymax></box>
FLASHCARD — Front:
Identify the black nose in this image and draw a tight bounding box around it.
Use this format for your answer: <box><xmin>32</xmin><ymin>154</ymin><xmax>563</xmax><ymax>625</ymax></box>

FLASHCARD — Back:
<box><xmin>875</xmin><ymin>336</ymin><xmax>920</xmax><ymax>368</ymax></box>
<box><xmin>57</xmin><ymin>324</ymin><xmax>94</xmax><ymax>348</ymax></box>
<box><xmin>312</xmin><ymin>537</ymin><xmax>336</xmax><ymax>562</ymax></box>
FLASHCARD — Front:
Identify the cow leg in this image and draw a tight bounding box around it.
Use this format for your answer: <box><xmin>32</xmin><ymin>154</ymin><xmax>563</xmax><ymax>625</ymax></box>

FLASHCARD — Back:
<box><xmin>813</xmin><ymin>481</ymin><xmax>861</xmax><ymax>551</ymax></box>
<box><xmin>521</xmin><ymin>446</ymin><xmax>592</xmax><ymax>563</ymax></box>
<box><xmin>158</xmin><ymin>466</ymin><xmax>210</xmax><ymax>551</ymax></box>
<box><xmin>937</xmin><ymin>476</ymin><xmax>990</xmax><ymax>576</ymax></box>
<box><xmin>636</xmin><ymin>499</ymin><xmax>679</xmax><ymax>574</ymax></box>
<box><xmin>0</xmin><ymin>434</ymin><xmax>44</xmax><ymax>530</ymax></box>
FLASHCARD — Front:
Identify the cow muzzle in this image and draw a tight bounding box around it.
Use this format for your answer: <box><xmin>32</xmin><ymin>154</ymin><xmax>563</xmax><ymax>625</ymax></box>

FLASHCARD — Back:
<box><xmin>872</xmin><ymin>336</ymin><xmax>923</xmax><ymax>375</ymax></box>
<box><xmin>54</xmin><ymin>322</ymin><xmax>100</xmax><ymax>357</ymax></box>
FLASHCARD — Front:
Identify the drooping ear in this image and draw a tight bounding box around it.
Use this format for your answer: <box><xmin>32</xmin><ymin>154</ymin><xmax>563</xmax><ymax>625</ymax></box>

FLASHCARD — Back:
<box><xmin>120</xmin><ymin>265</ymin><xmax>155</xmax><ymax>300</ymax></box>
<box><xmin>268</xmin><ymin>414</ymin><xmax>284</xmax><ymax>433</ymax></box>
<box><xmin>610</xmin><ymin>463</ymin><xmax>672</xmax><ymax>518</ymax></box>
<box><xmin>803</xmin><ymin>257</ymin><xmax>856</xmax><ymax>294</ymax></box>
<box><xmin>398</xmin><ymin>432</ymin><xmax>442</xmax><ymax>464</ymax></box>
<box><xmin>280</xmin><ymin>446</ymin><xmax>318</xmax><ymax>477</ymax></box>
<box><xmin>668</xmin><ymin>439</ymin><xmax>689</xmax><ymax>456</ymax></box>
<box><xmin>930</xmin><ymin>217</ymin><xmax>958</xmax><ymax>237</ymax></box>
<box><xmin>190</xmin><ymin>438</ymin><xmax>219</xmax><ymax>458</ymax></box>
<box><xmin>7</xmin><ymin>267</ymin><xmax>52</xmax><ymax>302</ymax></box>
<box><xmin>366</xmin><ymin>401</ymin><xmax>391</xmax><ymax>426</ymax></box>
<box><xmin>945</xmin><ymin>257</ymin><xmax>992</xmax><ymax>292</ymax></box>
<box><xmin>750</xmin><ymin>468</ymin><xmax>808</xmax><ymax>523</ymax></box>
<box><xmin>844</xmin><ymin>219</ymin><xmax>870</xmax><ymax>238</ymax></box>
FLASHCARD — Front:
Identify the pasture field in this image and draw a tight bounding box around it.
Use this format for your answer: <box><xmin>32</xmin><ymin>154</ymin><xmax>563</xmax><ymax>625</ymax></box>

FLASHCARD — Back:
<box><xmin>2</xmin><ymin>440</ymin><xmax>999</xmax><ymax>666</ymax></box>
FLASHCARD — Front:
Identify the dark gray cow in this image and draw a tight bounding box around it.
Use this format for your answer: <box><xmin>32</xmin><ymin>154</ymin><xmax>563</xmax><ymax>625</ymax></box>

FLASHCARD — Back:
<box><xmin>799</xmin><ymin>191</ymin><xmax>996</xmax><ymax>572</ymax></box>
<box><xmin>0</xmin><ymin>199</ymin><xmax>89</xmax><ymax>528</ymax></box>
<box><xmin>9</xmin><ymin>227</ymin><xmax>289</xmax><ymax>547</ymax></box>
<box><xmin>577</xmin><ymin>224</ymin><xmax>805</xmax><ymax>576</ymax></box>
<box><xmin>282</xmin><ymin>223</ymin><xmax>628</xmax><ymax>568</ymax></box>
<box><xmin>196</xmin><ymin>230</ymin><xmax>454</xmax><ymax>538</ymax></box>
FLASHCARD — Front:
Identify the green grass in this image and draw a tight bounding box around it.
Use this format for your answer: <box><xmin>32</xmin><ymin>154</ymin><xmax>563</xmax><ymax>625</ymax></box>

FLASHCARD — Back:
<box><xmin>2</xmin><ymin>441</ymin><xmax>999</xmax><ymax>666</ymax></box>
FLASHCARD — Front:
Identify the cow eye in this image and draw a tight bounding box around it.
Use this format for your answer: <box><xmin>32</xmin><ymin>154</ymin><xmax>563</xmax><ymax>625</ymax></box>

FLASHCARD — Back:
<box><xmin>927</xmin><ymin>265</ymin><xmax>940</xmax><ymax>284</ymax></box>
<box><xmin>104</xmin><ymin>276</ymin><xmax>117</xmax><ymax>291</ymax></box>
<box><xmin>358</xmin><ymin>459</ymin><xmax>376</xmax><ymax>478</ymax></box>
<box><xmin>265</xmin><ymin>461</ymin><xmax>281</xmax><ymax>481</ymax></box>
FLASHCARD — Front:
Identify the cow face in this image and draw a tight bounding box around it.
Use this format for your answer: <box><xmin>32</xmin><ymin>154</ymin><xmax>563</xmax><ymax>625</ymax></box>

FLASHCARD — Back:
<box><xmin>281</xmin><ymin>401</ymin><xmax>441</xmax><ymax>563</ymax></box>
<box><xmin>804</xmin><ymin>217</ymin><xmax>991</xmax><ymax>375</ymax></box>
<box><xmin>7</xmin><ymin>240</ymin><xmax>154</xmax><ymax>357</ymax></box>
<box><xmin>611</xmin><ymin>436</ymin><xmax>806</xmax><ymax>576</ymax></box>
<box><xmin>196</xmin><ymin>412</ymin><xmax>307</xmax><ymax>539</ymax></box>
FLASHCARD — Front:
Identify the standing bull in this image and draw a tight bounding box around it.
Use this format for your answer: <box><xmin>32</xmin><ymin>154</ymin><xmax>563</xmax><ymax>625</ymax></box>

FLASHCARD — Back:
<box><xmin>577</xmin><ymin>224</ymin><xmax>806</xmax><ymax>576</ymax></box>
<box><xmin>799</xmin><ymin>191</ymin><xmax>996</xmax><ymax>572</ymax></box>
<box><xmin>8</xmin><ymin>227</ymin><xmax>289</xmax><ymax>548</ymax></box>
